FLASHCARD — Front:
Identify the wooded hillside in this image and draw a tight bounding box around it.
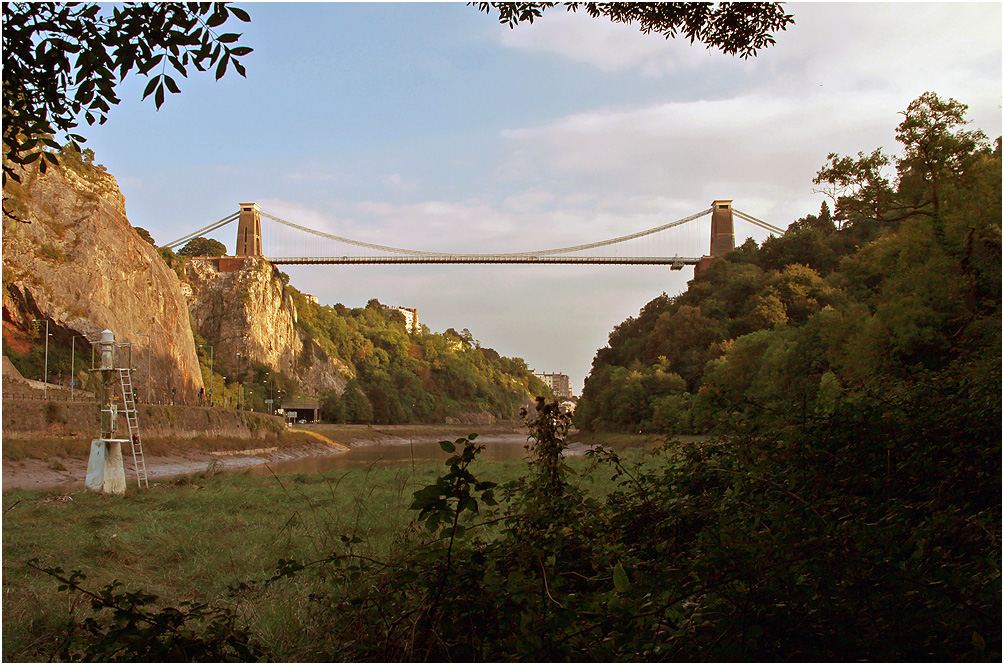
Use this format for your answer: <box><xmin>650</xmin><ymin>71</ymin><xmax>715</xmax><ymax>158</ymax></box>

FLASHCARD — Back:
<box><xmin>289</xmin><ymin>293</ymin><xmax>551</xmax><ymax>424</ymax></box>
<box><xmin>576</xmin><ymin>92</ymin><xmax>1001</xmax><ymax>438</ymax></box>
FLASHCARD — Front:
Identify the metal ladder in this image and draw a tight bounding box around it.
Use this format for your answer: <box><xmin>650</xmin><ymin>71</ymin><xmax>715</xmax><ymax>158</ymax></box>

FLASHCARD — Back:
<box><xmin>118</xmin><ymin>368</ymin><xmax>149</xmax><ymax>489</ymax></box>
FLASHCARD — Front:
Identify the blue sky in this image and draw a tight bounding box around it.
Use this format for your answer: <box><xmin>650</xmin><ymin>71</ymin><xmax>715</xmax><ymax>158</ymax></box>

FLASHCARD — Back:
<box><xmin>81</xmin><ymin>2</ymin><xmax>1002</xmax><ymax>393</ymax></box>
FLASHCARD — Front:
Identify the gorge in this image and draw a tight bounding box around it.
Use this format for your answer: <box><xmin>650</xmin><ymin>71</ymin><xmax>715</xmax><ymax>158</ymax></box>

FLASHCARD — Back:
<box><xmin>2</xmin><ymin>149</ymin><xmax>549</xmax><ymax>425</ymax></box>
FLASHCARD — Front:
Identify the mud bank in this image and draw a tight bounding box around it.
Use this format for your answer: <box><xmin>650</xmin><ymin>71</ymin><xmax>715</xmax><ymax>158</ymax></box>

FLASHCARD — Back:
<box><xmin>2</xmin><ymin>438</ymin><xmax>348</xmax><ymax>492</ymax></box>
<box><xmin>1</xmin><ymin>424</ymin><xmax>529</xmax><ymax>492</ymax></box>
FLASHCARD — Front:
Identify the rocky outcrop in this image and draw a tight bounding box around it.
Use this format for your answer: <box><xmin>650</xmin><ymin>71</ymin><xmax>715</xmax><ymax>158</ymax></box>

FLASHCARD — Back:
<box><xmin>2</xmin><ymin>159</ymin><xmax>204</xmax><ymax>400</ymax></box>
<box><xmin>184</xmin><ymin>257</ymin><xmax>349</xmax><ymax>395</ymax></box>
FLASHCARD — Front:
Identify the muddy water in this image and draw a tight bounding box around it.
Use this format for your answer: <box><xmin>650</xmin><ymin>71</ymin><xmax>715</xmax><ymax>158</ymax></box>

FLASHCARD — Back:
<box><xmin>241</xmin><ymin>434</ymin><xmax>535</xmax><ymax>478</ymax></box>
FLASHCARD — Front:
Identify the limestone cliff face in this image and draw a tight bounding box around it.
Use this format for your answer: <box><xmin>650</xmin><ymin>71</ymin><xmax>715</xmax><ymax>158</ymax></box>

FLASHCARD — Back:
<box><xmin>184</xmin><ymin>258</ymin><xmax>349</xmax><ymax>395</ymax></box>
<box><xmin>2</xmin><ymin>160</ymin><xmax>204</xmax><ymax>400</ymax></box>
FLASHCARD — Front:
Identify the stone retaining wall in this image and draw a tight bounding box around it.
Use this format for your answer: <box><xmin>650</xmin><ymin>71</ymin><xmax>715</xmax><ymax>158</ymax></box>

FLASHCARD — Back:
<box><xmin>2</xmin><ymin>399</ymin><xmax>285</xmax><ymax>441</ymax></box>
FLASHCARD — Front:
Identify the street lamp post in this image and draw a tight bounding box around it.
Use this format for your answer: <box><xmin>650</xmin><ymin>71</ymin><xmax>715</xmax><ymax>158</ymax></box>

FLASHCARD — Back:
<box><xmin>31</xmin><ymin>319</ymin><xmax>50</xmax><ymax>399</ymax></box>
<box><xmin>236</xmin><ymin>352</ymin><xmax>242</xmax><ymax>411</ymax></box>
<box><xmin>70</xmin><ymin>334</ymin><xmax>89</xmax><ymax>401</ymax></box>
<box><xmin>199</xmin><ymin>343</ymin><xmax>213</xmax><ymax>406</ymax></box>
<box><xmin>262</xmin><ymin>372</ymin><xmax>273</xmax><ymax>414</ymax></box>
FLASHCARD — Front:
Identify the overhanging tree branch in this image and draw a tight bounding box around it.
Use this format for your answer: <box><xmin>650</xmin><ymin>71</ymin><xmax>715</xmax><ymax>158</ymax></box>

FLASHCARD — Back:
<box><xmin>2</xmin><ymin>2</ymin><xmax>253</xmax><ymax>186</ymax></box>
<box><xmin>472</xmin><ymin>2</ymin><xmax>795</xmax><ymax>58</ymax></box>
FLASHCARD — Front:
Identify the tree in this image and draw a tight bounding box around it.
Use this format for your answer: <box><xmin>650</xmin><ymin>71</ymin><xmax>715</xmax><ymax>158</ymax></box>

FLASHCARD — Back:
<box><xmin>894</xmin><ymin>92</ymin><xmax>990</xmax><ymax>217</ymax></box>
<box><xmin>474</xmin><ymin>2</ymin><xmax>794</xmax><ymax>58</ymax></box>
<box><xmin>3</xmin><ymin>2</ymin><xmax>253</xmax><ymax>185</ymax></box>
<box><xmin>178</xmin><ymin>237</ymin><xmax>227</xmax><ymax>257</ymax></box>
<box><xmin>133</xmin><ymin>227</ymin><xmax>156</xmax><ymax>245</ymax></box>
<box><xmin>814</xmin><ymin>93</ymin><xmax>990</xmax><ymax>229</ymax></box>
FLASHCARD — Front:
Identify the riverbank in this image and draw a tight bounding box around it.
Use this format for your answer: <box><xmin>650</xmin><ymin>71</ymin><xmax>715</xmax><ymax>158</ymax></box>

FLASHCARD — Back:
<box><xmin>1</xmin><ymin>418</ymin><xmax>688</xmax><ymax>492</ymax></box>
<box><xmin>1</xmin><ymin>422</ymin><xmax>528</xmax><ymax>491</ymax></box>
<box><xmin>1</xmin><ymin>438</ymin><xmax>343</xmax><ymax>492</ymax></box>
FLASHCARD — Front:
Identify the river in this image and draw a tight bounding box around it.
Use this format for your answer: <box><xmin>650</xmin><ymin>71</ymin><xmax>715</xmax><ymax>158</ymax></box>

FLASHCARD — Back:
<box><xmin>2</xmin><ymin>428</ymin><xmax>675</xmax><ymax>492</ymax></box>
<box><xmin>236</xmin><ymin>432</ymin><xmax>593</xmax><ymax>478</ymax></box>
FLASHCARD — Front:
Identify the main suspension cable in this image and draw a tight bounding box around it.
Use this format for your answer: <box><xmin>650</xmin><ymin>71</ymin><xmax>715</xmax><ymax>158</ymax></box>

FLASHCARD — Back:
<box><xmin>733</xmin><ymin>209</ymin><xmax>786</xmax><ymax>235</ymax></box>
<box><xmin>524</xmin><ymin>208</ymin><xmax>712</xmax><ymax>256</ymax></box>
<box><xmin>261</xmin><ymin>208</ymin><xmax>713</xmax><ymax>257</ymax></box>
<box><xmin>163</xmin><ymin>212</ymin><xmax>241</xmax><ymax>249</ymax></box>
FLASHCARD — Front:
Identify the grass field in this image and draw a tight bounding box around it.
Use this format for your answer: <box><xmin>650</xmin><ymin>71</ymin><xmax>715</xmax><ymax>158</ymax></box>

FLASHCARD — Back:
<box><xmin>2</xmin><ymin>439</ymin><xmax>660</xmax><ymax>661</ymax></box>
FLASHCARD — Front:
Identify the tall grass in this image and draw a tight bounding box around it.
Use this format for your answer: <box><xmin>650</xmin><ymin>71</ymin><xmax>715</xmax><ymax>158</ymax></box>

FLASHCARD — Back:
<box><xmin>2</xmin><ymin>448</ymin><xmax>646</xmax><ymax>661</ymax></box>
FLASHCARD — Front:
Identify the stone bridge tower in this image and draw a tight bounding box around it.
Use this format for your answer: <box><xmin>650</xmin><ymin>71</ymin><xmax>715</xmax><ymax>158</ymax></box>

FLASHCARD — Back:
<box><xmin>236</xmin><ymin>202</ymin><xmax>262</xmax><ymax>257</ymax></box>
<box><xmin>709</xmin><ymin>199</ymin><xmax>735</xmax><ymax>256</ymax></box>
<box><xmin>695</xmin><ymin>200</ymin><xmax>736</xmax><ymax>277</ymax></box>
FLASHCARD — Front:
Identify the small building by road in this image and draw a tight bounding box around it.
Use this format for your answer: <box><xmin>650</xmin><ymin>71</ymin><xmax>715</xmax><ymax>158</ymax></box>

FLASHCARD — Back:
<box><xmin>281</xmin><ymin>397</ymin><xmax>320</xmax><ymax>423</ymax></box>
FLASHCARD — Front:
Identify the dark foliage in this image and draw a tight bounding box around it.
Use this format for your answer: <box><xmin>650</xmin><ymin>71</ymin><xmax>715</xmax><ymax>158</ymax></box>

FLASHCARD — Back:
<box><xmin>30</xmin><ymin>91</ymin><xmax>1001</xmax><ymax>663</ymax></box>
<box><xmin>178</xmin><ymin>236</ymin><xmax>227</xmax><ymax>257</ymax></box>
<box><xmin>3</xmin><ymin>2</ymin><xmax>252</xmax><ymax>186</ymax></box>
<box><xmin>474</xmin><ymin>2</ymin><xmax>794</xmax><ymax>58</ymax></box>
<box><xmin>28</xmin><ymin>561</ymin><xmax>262</xmax><ymax>661</ymax></box>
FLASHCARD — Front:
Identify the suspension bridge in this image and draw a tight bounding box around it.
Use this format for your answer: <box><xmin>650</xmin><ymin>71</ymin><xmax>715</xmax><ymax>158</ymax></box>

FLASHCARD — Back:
<box><xmin>164</xmin><ymin>200</ymin><xmax>785</xmax><ymax>272</ymax></box>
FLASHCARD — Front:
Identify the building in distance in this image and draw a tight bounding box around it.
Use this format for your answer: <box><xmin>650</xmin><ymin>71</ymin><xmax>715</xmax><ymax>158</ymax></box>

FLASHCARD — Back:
<box><xmin>385</xmin><ymin>305</ymin><xmax>419</xmax><ymax>333</ymax></box>
<box><xmin>534</xmin><ymin>371</ymin><xmax>571</xmax><ymax>399</ymax></box>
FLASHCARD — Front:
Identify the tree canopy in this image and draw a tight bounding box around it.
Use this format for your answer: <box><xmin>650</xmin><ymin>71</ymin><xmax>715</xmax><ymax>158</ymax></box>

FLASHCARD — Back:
<box><xmin>576</xmin><ymin>92</ymin><xmax>999</xmax><ymax>435</ymax></box>
<box><xmin>133</xmin><ymin>226</ymin><xmax>156</xmax><ymax>246</ymax></box>
<box><xmin>288</xmin><ymin>292</ymin><xmax>551</xmax><ymax>424</ymax></box>
<box><xmin>2</xmin><ymin>2</ymin><xmax>253</xmax><ymax>184</ymax></box>
<box><xmin>178</xmin><ymin>236</ymin><xmax>227</xmax><ymax>257</ymax></box>
<box><xmin>474</xmin><ymin>2</ymin><xmax>794</xmax><ymax>58</ymax></box>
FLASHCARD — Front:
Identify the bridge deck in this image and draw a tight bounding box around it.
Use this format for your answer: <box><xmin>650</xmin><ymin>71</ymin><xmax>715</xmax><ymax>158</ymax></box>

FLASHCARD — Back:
<box><xmin>267</xmin><ymin>255</ymin><xmax>702</xmax><ymax>266</ymax></box>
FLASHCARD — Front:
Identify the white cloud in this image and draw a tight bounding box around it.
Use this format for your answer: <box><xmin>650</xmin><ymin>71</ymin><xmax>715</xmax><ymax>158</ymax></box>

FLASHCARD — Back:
<box><xmin>493</xmin><ymin>3</ymin><xmax>1001</xmax><ymax>230</ymax></box>
<box><xmin>496</xmin><ymin>91</ymin><xmax>907</xmax><ymax>230</ymax></box>
<box><xmin>283</xmin><ymin>171</ymin><xmax>340</xmax><ymax>183</ymax></box>
<box><xmin>495</xmin><ymin>3</ymin><xmax>1002</xmax><ymax>106</ymax></box>
<box><xmin>503</xmin><ymin>188</ymin><xmax>554</xmax><ymax>213</ymax></box>
<box><xmin>774</xmin><ymin>4</ymin><xmax>1002</xmax><ymax>96</ymax></box>
<box><xmin>383</xmin><ymin>173</ymin><xmax>418</xmax><ymax>190</ymax></box>
<box><xmin>496</xmin><ymin>7</ymin><xmax>744</xmax><ymax>75</ymax></box>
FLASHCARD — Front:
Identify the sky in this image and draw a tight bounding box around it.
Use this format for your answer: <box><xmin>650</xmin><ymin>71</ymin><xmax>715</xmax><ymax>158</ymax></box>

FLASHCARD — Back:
<box><xmin>81</xmin><ymin>2</ymin><xmax>1002</xmax><ymax>394</ymax></box>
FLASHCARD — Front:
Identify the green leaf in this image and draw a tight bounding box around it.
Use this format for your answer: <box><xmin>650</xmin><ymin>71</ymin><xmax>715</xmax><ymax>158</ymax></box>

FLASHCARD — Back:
<box><xmin>230</xmin><ymin>6</ymin><xmax>251</xmax><ymax>22</ymax></box>
<box><xmin>206</xmin><ymin>11</ymin><xmax>227</xmax><ymax>28</ymax></box>
<box><xmin>439</xmin><ymin>440</ymin><xmax>455</xmax><ymax>453</ymax></box>
<box><xmin>141</xmin><ymin>76</ymin><xmax>159</xmax><ymax>100</ymax></box>
<box><xmin>457</xmin><ymin>498</ymin><xmax>478</xmax><ymax>519</ymax></box>
<box><xmin>217</xmin><ymin>32</ymin><xmax>240</xmax><ymax>44</ymax></box>
<box><xmin>613</xmin><ymin>562</ymin><xmax>630</xmax><ymax>593</ymax></box>
<box><xmin>163</xmin><ymin>75</ymin><xmax>180</xmax><ymax>94</ymax></box>
<box><xmin>169</xmin><ymin>56</ymin><xmax>188</xmax><ymax>76</ymax></box>
<box><xmin>215</xmin><ymin>54</ymin><xmax>228</xmax><ymax>80</ymax></box>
